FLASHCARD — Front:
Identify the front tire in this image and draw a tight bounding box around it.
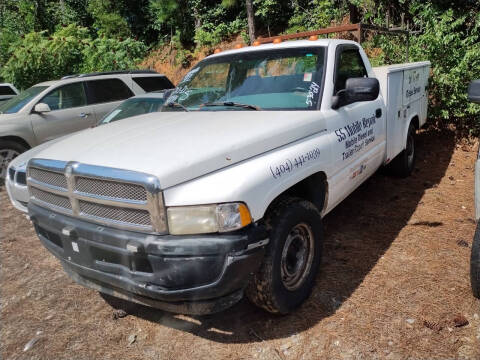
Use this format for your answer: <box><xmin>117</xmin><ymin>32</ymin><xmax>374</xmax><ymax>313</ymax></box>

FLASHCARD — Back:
<box><xmin>471</xmin><ymin>222</ymin><xmax>480</xmax><ymax>298</ymax></box>
<box><xmin>0</xmin><ymin>140</ymin><xmax>27</xmax><ymax>180</ymax></box>
<box><xmin>246</xmin><ymin>198</ymin><xmax>323</xmax><ymax>314</ymax></box>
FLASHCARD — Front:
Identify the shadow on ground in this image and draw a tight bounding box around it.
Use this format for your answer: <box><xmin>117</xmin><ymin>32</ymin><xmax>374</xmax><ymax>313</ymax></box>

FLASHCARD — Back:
<box><xmin>104</xmin><ymin>129</ymin><xmax>456</xmax><ymax>344</ymax></box>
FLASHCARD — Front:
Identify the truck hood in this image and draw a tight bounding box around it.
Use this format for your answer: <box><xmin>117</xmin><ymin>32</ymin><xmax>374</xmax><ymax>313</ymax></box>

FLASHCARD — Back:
<box><xmin>34</xmin><ymin>111</ymin><xmax>327</xmax><ymax>189</ymax></box>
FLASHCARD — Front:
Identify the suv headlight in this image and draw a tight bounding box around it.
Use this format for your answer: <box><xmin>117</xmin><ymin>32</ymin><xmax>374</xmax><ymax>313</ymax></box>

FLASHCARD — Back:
<box><xmin>167</xmin><ymin>202</ymin><xmax>252</xmax><ymax>235</ymax></box>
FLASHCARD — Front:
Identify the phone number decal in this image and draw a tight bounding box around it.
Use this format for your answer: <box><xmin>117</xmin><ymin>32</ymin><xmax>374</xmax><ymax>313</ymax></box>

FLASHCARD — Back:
<box><xmin>270</xmin><ymin>148</ymin><xmax>321</xmax><ymax>179</ymax></box>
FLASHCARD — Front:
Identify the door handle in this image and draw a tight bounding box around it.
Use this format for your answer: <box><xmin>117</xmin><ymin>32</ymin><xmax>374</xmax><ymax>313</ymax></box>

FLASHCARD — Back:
<box><xmin>375</xmin><ymin>108</ymin><xmax>382</xmax><ymax>118</ymax></box>
<box><xmin>79</xmin><ymin>112</ymin><xmax>90</xmax><ymax>118</ymax></box>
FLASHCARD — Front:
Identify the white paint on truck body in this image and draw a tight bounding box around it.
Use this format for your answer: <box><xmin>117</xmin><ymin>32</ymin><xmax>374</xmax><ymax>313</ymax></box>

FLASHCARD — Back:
<box><xmin>31</xmin><ymin>39</ymin><xmax>430</xmax><ymax>225</ymax></box>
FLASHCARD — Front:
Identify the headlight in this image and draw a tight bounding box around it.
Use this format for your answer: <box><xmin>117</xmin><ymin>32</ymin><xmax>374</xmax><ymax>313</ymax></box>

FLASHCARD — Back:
<box><xmin>167</xmin><ymin>202</ymin><xmax>252</xmax><ymax>235</ymax></box>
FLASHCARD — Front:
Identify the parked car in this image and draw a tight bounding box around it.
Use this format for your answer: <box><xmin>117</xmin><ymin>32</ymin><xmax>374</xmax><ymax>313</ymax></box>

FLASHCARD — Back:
<box><xmin>0</xmin><ymin>83</ymin><xmax>19</xmax><ymax>103</ymax></box>
<box><xmin>6</xmin><ymin>90</ymin><xmax>173</xmax><ymax>213</ymax></box>
<box><xmin>25</xmin><ymin>39</ymin><xmax>429</xmax><ymax>315</ymax></box>
<box><xmin>0</xmin><ymin>71</ymin><xmax>174</xmax><ymax>179</ymax></box>
<box><xmin>99</xmin><ymin>90</ymin><xmax>172</xmax><ymax>125</ymax></box>
<box><xmin>469</xmin><ymin>79</ymin><xmax>480</xmax><ymax>298</ymax></box>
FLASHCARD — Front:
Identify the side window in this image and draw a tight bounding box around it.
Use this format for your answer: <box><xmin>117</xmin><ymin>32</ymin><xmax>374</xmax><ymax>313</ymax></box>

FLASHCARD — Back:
<box><xmin>85</xmin><ymin>79</ymin><xmax>134</xmax><ymax>104</ymax></box>
<box><xmin>0</xmin><ymin>86</ymin><xmax>16</xmax><ymax>95</ymax></box>
<box><xmin>133</xmin><ymin>77</ymin><xmax>174</xmax><ymax>92</ymax></box>
<box><xmin>334</xmin><ymin>49</ymin><xmax>368</xmax><ymax>94</ymax></box>
<box><xmin>40</xmin><ymin>82</ymin><xmax>87</xmax><ymax>111</ymax></box>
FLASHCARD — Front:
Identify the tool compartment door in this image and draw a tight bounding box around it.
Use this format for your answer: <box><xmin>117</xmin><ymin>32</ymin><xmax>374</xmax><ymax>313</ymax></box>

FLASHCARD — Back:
<box><xmin>385</xmin><ymin>71</ymin><xmax>405</xmax><ymax>162</ymax></box>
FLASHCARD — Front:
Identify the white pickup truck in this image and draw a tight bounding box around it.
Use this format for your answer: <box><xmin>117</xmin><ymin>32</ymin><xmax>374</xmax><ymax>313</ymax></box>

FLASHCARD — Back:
<box><xmin>25</xmin><ymin>39</ymin><xmax>430</xmax><ymax>315</ymax></box>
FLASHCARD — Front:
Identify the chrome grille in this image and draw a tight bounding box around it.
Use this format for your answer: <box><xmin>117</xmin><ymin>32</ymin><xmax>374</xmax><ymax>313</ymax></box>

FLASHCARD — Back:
<box><xmin>79</xmin><ymin>201</ymin><xmax>151</xmax><ymax>226</ymax></box>
<box><xmin>30</xmin><ymin>187</ymin><xmax>72</xmax><ymax>211</ymax></box>
<box><xmin>75</xmin><ymin>176</ymin><xmax>147</xmax><ymax>201</ymax></box>
<box><xmin>27</xmin><ymin>159</ymin><xmax>166</xmax><ymax>234</ymax></box>
<box><xmin>29</xmin><ymin>167</ymin><xmax>67</xmax><ymax>189</ymax></box>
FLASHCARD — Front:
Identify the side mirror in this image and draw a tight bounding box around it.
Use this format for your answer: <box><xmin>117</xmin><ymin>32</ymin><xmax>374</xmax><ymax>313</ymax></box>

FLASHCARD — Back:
<box><xmin>468</xmin><ymin>80</ymin><xmax>480</xmax><ymax>104</ymax></box>
<box><xmin>33</xmin><ymin>103</ymin><xmax>51</xmax><ymax>113</ymax></box>
<box><xmin>332</xmin><ymin>77</ymin><xmax>380</xmax><ymax>110</ymax></box>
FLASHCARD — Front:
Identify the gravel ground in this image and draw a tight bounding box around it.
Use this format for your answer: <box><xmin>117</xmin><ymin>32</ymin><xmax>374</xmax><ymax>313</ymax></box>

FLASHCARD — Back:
<box><xmin>1</xmin><ymin>128</ymin><xmax>479</xmax><ymax>359</ymax></box>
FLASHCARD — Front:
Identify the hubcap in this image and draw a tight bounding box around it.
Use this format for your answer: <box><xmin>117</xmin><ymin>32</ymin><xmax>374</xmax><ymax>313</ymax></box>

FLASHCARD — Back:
<box><xmin>407</xmin><ymin>132</ymin><xmax>415</xmax><ymax>168</ymax></box>
<box><xmin>280</xmin><ymin>223</ymin><xmax>315</xmax><ymax>291</ymax></box>
<box><xmin>0</xmin><ymin>149</ymin><xmax>20</xmax><ymax>179</ymax></box>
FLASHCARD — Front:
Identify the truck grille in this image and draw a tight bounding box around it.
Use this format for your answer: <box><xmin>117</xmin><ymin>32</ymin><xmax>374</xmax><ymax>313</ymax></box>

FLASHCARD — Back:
<box><xmin>75</xmin><ymin>176</ymin><xmax>147</xmax><ymax>201</ymax></box>
<box><xmin>27</xmin><ymin>160</ymin><xmax>166</xmax><ymax>233</ymax></box>
<box><xmin>29</xmin><ymin>167</ymin><xmax>67</xmax><ymax>189</ymax></box>
<box><xmin>30</xmin><ymin>187</ymin><xmax>72</xmax><ymax>212</ymax></box>
<box><xmin>79</xmin><ymin>200</ymin><xmax>151</xmax><ymax>226</ymax></box>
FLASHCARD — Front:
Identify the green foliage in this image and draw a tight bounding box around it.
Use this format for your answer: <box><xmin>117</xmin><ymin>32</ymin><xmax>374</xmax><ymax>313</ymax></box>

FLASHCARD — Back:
<box><xmin>88</xmin><ymin>0</ymin><xmax>130</xmax><ymax>38</ymax></box>
<box><xmin>81</xmin><ymin>37</ymin><xmax>147</xmax><ymax>72</ymax></box>
<box><xmin>0</xmin><ymin>25</ymin><xmax>147</xmax><ymax>89</ymax></box>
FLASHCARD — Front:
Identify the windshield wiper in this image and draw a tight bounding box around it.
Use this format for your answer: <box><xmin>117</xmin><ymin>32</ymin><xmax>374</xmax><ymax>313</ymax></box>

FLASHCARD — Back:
<box><xmin>198</xmin><ymin>101</ymin><xmax>261</xmax><ymax>111</ymax></box>
<box><xmin>161</xmin><ymin>102</ymin><xmax>189</xmax><ymax>112</ymax></box>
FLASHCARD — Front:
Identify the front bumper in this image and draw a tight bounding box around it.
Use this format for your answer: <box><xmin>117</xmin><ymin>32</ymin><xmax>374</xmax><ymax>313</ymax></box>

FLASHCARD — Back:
<box><xmin>29</xmin><ymin>203</ymin><xmax>268</xmax><ymax>314</ymax></box>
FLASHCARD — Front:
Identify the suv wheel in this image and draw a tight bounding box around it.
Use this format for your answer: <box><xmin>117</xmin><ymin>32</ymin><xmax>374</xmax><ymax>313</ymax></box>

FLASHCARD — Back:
<box><xmin>0</xmin><ymin>140</ymin><xmax>27</xmax><ymax>180</ymax></box>
<box><xmin>246</xmin><ymin>197</ymin><xmax>323</xmax><ymax>314</ymax></box>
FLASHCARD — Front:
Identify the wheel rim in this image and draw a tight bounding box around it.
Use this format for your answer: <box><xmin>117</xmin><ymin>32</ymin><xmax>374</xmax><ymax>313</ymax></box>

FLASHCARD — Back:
<box><xmin>280</xmin><ymin>223</ymin><xmax>315</xmax><ymax>291</ymax></box>
<box><xmin>406</xmin><ymin>131</ymin><xmax>415</xmax><ymax>168</ymax></box>
<box><xmin>0</xmin><ymin>148</ymin><xmax>20</xmax><ymax>179</ymax></box>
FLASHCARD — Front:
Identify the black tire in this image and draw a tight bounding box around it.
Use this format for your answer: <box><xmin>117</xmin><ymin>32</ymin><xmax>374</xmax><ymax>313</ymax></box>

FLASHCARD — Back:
<box><xmin>246</xmin><ymin>197</ymin><xmax>323</xmax><ymax>314</ymax></box>
<box><xmin>389</xmin><ymin>123</ymin><xmax>416</xmax><ymax>178</ymax></box>
<box><xmin>471</xmin><ymin>222</ymin><xmax>480</xmax><ymax>298</ymax></box>
<box><xmin>0</xmin><ymin>140</ymin><xmax>28</xmax><ymax>180</ymax></box>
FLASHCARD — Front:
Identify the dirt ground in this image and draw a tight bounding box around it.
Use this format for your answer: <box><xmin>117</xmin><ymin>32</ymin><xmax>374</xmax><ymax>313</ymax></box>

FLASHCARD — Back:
<box><xmin>1</xmin><ymin>128</ymin><xmax>480</xmax><ymax>360</ymax></box>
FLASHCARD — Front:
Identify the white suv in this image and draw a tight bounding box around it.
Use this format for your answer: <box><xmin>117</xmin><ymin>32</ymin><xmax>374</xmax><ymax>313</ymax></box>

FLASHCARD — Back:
<box><xmin>0</xmin><ymin>71</ymin><xmax>174</xmax><ymax>178</ymax></box>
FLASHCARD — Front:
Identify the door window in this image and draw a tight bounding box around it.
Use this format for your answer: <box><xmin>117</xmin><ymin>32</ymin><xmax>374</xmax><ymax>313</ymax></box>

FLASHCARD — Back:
<box><xmin>85</xmin><ymin>79</ymin><xmax>134</xmax><ymax>104</ymax></box>
<box><xmin>40</xmin><ymin>82</ymin><xmax>87</xmax><ymax>111</ymax></box>
<box><xmin>334</xmin><ymin>49</ymin><xmax>367</xmax><ymax>94</ymax></box>
<box><xmin>133</xmin><ymin>76</ymin><xmax>174</xmax><ymax>92</ymax></box>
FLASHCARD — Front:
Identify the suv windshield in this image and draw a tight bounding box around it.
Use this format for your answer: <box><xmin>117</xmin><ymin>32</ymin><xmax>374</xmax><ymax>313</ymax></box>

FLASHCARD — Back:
<box><xmin>166</xmin><ymin>47</ymin><xmax>326</xmax><ymax>111</ymax></box>
<box><xmin>0</xmin><ymin>86</ymin><xmax>47</xmax><ymax>114</ymax></box>
<box><xmin>99</xmin><ymin>96</ymin><xmax>165</xmax><ymax>125</ymax></box>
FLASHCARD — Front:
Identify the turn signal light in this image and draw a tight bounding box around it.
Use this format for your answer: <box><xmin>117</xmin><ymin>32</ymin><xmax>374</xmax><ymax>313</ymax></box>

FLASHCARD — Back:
<box><xmin>309</xmin><ymin>35</ymin><xmax>318</xmax><ymax>41</ymax></box>
<box><xmin>273</xmin><ymin>38</ymin><xmax>282</xmax><ymax>44</ymax></box>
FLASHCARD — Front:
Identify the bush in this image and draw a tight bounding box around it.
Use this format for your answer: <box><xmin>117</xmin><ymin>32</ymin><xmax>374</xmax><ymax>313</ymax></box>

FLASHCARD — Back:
<box><xmin>81</xmin><ymin>37</ymin><xmax>147</xmax><ymax>73</ymax></box>
<box><xmin>1</xmin><ymin>25</ymin><xmax>147</xmax><ymax>89</ymax></box>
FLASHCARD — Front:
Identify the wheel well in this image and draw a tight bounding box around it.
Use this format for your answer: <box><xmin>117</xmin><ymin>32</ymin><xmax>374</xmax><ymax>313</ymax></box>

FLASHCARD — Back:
<box><xmin>0</xmin><ymin>136</ymin><xmax>31</xmax><ymax>149</ymax></box>
<box><xmin>411</xmin><ymin>115</ymin><xmax>420</xmax><ymax>130</ymax></box>
<box><xmin>266</xmin><ymin>172</ymin><xmax>328</xmax><ymax>215</ymax></box>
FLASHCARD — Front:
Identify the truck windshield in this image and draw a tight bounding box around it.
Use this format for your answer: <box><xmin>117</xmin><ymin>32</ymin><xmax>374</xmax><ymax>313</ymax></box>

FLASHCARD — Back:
<box><xmin>0</xmin><ymin>86</ymin><xmax>47</xmax><ymax>114</ymax></box>
<box><xmin>166</xmin><ymin>47</ymin><xmax>326</xmax><ymax>111</ymax></box>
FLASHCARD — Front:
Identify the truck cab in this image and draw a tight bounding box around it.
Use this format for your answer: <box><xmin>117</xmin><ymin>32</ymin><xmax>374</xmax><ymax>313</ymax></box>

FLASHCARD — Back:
<box><xmin>25</xmin><ymin>39</ymin><xmax>430</xmax><ymax>314</ymax></box>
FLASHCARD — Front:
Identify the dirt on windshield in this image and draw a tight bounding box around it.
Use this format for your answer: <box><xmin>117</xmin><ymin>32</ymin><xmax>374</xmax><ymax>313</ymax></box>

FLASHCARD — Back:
<box><xmin>1</xmin><ymin>128</ymin><xmax>479</xmax><ymax>360</ymax></box>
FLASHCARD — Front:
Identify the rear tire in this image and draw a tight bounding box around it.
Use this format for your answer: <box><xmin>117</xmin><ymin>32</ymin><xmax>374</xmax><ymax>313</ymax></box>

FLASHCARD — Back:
<box><xmin>246</xmin><ymin>197</ymin><xmax>323</xmax><ymax>314</ymax></box>
<box><xmin>0</xmin><ymin>140</ymin><xmax>28</xmax><ymax>180</ymax></box>
<box><xmin>389</xmin><ymin>123</ymin><xmax>416</xmax><ymax>178</ymax></box>
<box><xmin>471</xmin><ymin>222</ymin><xmax>480</xmax><ymax>298</ymax></box>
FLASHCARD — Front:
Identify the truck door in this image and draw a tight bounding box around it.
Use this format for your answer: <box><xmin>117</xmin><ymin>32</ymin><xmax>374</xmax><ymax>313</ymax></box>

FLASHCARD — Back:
<box><xmin>326</xmin><ymin>45</ymin><xmax>386</xmax><ymax>209</ymax></box>
<box><xmin>31</xmin><ymin>81</ymin><xmax>97</xmax><ymax>143</ymax></box>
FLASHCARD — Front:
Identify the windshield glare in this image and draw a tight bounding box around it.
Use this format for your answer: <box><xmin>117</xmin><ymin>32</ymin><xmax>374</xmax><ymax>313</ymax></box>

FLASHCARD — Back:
<box><xmin>99</xmin><ymin>97</ymin><xmax>165</xmax><ymax>125</ymax></box>
<box><xmin>166</xmin><ymin>47</ymin><xmax>325</xmax><ymax>111</ymax></box>
<box><xmin>0</xmin><ymin>86</ymin><xmax>48</xmax><ymax>114</ymax></box>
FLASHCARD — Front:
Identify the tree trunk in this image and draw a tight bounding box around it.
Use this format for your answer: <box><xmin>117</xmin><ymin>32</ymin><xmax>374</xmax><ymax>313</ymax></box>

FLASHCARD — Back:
<box><xmin>245</xmin><ymin>0</ymin><xmax>255</xmax><ymax>43</ymax></box>
<box><xmin>348</xmin><ymin>2</ymin><xmax>360</xmax><ymax>24</ymax></box>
